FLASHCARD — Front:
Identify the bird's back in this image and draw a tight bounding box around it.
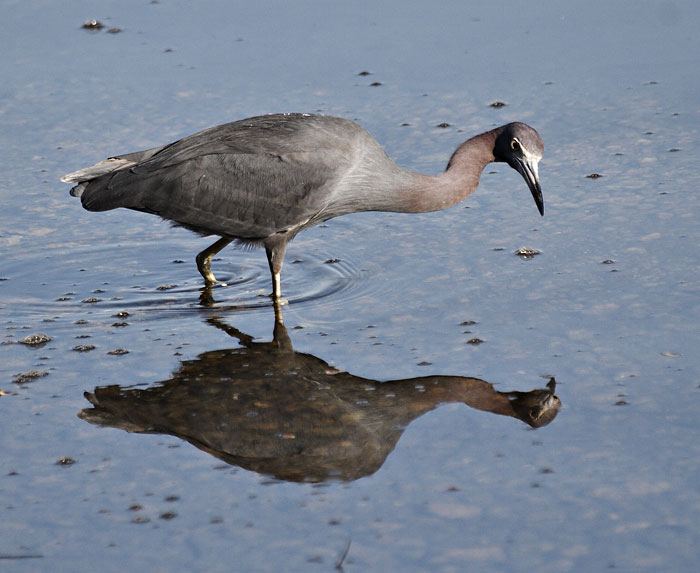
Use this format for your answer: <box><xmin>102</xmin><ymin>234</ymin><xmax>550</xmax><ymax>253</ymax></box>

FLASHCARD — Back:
<box><xmin>67</xmin><ymin>114</ymin><xmax>388</xmax><ymax>242</ymax></box>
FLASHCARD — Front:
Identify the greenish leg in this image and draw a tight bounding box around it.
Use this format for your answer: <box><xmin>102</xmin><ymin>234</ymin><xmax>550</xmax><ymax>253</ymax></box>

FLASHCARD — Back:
<box><xmin>196</xmin><ymin>237</ymin><xmax>232</xmax><ymax>286</ymax></box>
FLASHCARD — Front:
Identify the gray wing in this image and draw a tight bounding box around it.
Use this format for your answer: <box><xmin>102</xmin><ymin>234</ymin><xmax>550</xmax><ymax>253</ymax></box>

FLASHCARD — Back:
<box><xmin>69</xmin><ymin>114</ymin><xmax>366</xmax><ymax>240</ymax></box>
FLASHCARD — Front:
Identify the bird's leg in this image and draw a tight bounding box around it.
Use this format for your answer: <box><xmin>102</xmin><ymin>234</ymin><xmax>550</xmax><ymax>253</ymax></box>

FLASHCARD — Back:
<box><xmin>271</xmin><ymin>272</ymin><xmax>282</xmax><ymax>300</ymax></box>
<box><xmin>196</xmin><ymin>237</ymin><xmax>232</xmax><ymax>286</ymax></box>
<box><xmin>272</xmin><ymin>298</ymin><xmax>285</xmax><ymax>328</ymax></box>
<box><xmin>265</xmin><ymin>242</ymin><xmax>288</xmax><ymax>301</ymax></box>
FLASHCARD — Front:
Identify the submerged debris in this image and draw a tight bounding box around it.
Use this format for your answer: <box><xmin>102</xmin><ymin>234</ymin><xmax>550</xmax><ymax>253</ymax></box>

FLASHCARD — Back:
<box><xmin>82</xmin><ymin>19</ymin><xmax>104</xmax><ymax>30</ymax></box>
<box><xmin>107</xmin><ymin>348</ymin><xmax>129</xmax><ymax>355</ymax></box>
<box><xmin>13</xmin><ymin>370</ymin><xmax>49</xmax><ymax>384</ymax></box>
<box><xmin>131</xmin><ymin>516</ymin><xmax>150</xmax><ymax>524</ymax></box>
<box><xmin>18</xmin><ymin>333</ymin><xmax>51</xmax><ymax>347</ymax></box>
<box><xmin>514</xmin><ymin>247</ymin><xmax>540</xmax><ymax>259</ymax></box>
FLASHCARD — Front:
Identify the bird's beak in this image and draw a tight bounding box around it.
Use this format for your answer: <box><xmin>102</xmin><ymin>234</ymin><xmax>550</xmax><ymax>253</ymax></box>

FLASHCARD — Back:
<box><xmin>515</xmin><ymin>156</ymin><xmax>544</xmax><ymax>216</ymax></box>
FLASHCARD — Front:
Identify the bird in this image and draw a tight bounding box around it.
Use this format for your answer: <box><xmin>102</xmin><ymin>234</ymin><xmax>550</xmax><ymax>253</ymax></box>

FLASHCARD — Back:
<box><xmin>62</xmin><ymin>113</ymin><xmax>544</xmax><ymax>300</ymax></box>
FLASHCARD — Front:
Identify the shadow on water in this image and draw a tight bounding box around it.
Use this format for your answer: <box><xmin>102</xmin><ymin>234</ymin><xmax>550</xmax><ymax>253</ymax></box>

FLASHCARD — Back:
<box><xmin>78</xmin><ymin>305</ymin><xmax>561</xmax><ymax>483</ymax></box>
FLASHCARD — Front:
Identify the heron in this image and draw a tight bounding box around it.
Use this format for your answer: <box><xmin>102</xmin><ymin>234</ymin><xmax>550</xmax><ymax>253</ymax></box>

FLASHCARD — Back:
<box><xmin>62</xmin><ymin>113</ymin><xmax>544</xmax><ymax>299</ymax></box>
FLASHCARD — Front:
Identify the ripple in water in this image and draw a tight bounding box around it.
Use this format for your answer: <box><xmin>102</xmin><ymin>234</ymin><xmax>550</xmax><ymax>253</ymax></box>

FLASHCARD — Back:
<box><xmin>1</xmin><ymin>241</ymin><xmax>372</xmax><ymax>320</ymax></box>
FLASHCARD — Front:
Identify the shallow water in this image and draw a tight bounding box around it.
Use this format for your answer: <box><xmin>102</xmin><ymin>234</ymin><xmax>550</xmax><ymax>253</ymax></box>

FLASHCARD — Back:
<box><xmin>2</xmin><ymin>1</ymin><xmax>700</xmax><ymax>571</ymax></box>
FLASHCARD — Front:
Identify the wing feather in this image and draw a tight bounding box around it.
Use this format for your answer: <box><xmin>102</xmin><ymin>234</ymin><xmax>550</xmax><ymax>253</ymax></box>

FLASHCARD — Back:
<box><xmin>75</xmin><ymin>115</ymin><xmax>365</xmax><ymax>239</ymax></box>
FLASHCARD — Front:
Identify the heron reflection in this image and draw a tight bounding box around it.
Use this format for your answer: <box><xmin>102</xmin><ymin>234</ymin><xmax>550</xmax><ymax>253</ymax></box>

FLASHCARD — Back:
<box><xmin>79</xmin><ymin>312</ymin><xmax>560</xmax><ymax>482</ymax></box>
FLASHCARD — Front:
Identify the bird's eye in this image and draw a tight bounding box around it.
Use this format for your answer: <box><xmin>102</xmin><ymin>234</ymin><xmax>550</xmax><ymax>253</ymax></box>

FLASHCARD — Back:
<box><xmin>510</xmin><ymin>139</ymin><xmax>520</xmax><ymax>151</ymax></box>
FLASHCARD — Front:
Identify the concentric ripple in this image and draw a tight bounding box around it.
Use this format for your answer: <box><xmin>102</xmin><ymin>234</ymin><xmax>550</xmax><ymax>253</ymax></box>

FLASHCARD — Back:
<box><xmin>1</xmin><ymin>240</ymin><xmax>374</xmax><ymax>321</ymax></box>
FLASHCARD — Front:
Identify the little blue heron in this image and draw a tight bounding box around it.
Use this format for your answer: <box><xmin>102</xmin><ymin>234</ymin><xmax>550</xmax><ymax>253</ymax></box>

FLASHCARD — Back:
<box><xmin>62</xmin><ymin>113</ymin><xmax>544</xmax><ymax>299</ymax></box>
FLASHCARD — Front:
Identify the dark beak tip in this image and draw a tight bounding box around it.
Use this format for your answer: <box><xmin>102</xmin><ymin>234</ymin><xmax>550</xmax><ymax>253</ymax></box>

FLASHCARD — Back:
<box><xmin>532</xmin><ymin>186</ymin><xmax>544</xmax><ymax>217</ymax></box>
<box><xmin>517</xmin><ymin>159</ymin><xmax>544</xmax><ymax>217</ymax></box>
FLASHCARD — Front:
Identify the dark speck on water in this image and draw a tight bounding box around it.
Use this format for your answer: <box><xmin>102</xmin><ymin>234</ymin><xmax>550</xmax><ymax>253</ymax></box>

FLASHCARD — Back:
<box><xmin>131</xmin><ymin>516</ymin><xmax>150</xmax><ymax>524</ymax></box>
<box><xmin>586</xmin><ymin>173</ymin><xmax>603</xmax><ymax>179</ymax></box>
<box><xmin>490</xmin><ymin>101</ymin><xmax>506</xmax><ymax>108</ymax></box>
<box><xmin>107</xmin><ymin>348</ymin><xmax>129</xmax><ymax>355</ymax></box>
<box><xmin>13</xmin><ymin>370</ymin><xmax>49</xmax><ymax>384</ymax></box>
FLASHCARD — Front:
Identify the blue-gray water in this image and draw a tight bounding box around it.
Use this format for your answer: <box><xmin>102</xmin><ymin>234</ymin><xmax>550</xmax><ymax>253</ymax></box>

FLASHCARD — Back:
<box><xmin>2</xmin><ymin>1</ymin><xmax>699</xmax><ymax>571</ymax></box>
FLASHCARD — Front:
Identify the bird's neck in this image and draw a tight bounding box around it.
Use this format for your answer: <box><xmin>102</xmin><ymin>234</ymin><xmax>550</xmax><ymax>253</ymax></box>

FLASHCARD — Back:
<box><xmin>380</xmin><ymin>375</ymin><xmax>522</xmax><ymax>421</ymax></box>
<box><xmin>399</xmin><ymin>129</ymin><xmax>498</xmax><ymax>214</ymax></box>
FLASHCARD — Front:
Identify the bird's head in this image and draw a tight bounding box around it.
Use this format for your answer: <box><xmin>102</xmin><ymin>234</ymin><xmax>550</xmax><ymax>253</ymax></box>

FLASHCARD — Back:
<box><xmin>493</xmin><ymin>123</ymin><xmax>544</xmax><ymax>216</ymax></box>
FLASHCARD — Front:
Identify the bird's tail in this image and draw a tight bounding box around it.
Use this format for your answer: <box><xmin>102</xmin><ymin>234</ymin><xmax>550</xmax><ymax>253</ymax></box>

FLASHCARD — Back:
<box><xmin>62</xmin><ymin>144</ymin><xmax>167</xmax><ymax>200</ymax></box>
<box><xmin>61</xmin><ymin>157</ymin><xmax>137</xmax><ymax>198</ymax></box>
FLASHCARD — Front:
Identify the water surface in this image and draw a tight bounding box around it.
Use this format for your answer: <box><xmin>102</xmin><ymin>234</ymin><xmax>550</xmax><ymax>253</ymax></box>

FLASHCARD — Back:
<box><xmin>1</xmin><ymin>1</ymin><xmax>699</xmax><ymax>571</ymax></box>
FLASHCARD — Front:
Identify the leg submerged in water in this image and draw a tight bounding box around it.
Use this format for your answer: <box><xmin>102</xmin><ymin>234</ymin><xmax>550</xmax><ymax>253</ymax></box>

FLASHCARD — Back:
<box><xmin>265</xmin><ymin>241</ymin><xmax>288</xmax><ymax>301</ymax></box>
